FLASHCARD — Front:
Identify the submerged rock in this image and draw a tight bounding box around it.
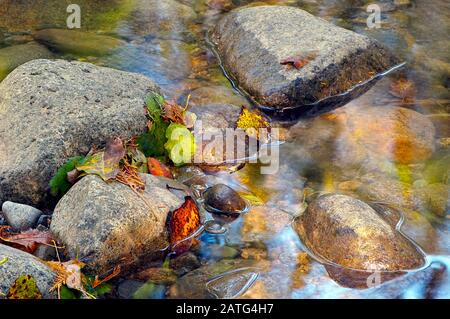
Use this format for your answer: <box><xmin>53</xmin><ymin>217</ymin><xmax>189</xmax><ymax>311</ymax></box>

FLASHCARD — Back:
<box><xmin>186</xmin><ymin>85</ymin><xmax>249</xmax><ymax>108</ymax></box>
<box><xmin>203</xmin><ymin>184</ymin><xmax>247</xmax><ymax>214</ymax></box>
<box><xmin>0</xmin><ymin>244</ymin><xmax>56</xmax><ymax>298</ymax></box>
<box><xmin>211</xmin><ymin>6</ymin><xmax>399</xmax><ymax>115</ymax></box>
<box><xmin>34</xmin><ymin>29</ymin><xmax>123</xmax><ymax>56</ymax></box>
<box><xmin>0</xmin><ymin>42</ymin><xmax>54</xmax><ymax>81</ymax></box>
<box><xmin>51</xmin><ymin>174</ymin><xmax>184</xmax><ymax>273</ymax></box>
<box><xmin>294</xmin><ymin>194</ymin><xmax>425</xmax><ymax>278</ymax></box>
<box><xmin>0</xmin><ymin>59</ymin><xmax>158</xmax><ymax>207</ymax></box>
<box><xmin>128</xmin><ymin>0</ymin><xmax>197</xmax><ymax>39</ymax></box>
<box><xmin>1</xmin><ymin>201</ymin><xmax>43</xmax><ymax>231</ymax></box>
<box><xmin>288</xmin><ymin>104</ymin><xmax>436</xmax><ymax>167</ymax></box>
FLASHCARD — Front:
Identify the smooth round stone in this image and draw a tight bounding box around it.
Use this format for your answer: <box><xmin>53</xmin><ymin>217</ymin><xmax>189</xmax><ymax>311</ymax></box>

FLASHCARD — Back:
<box><xmin>203</xmin><ymin>184</ymin><xmax>247</xmax><ymax>214</ymax></box>
<box><xmin>1</xmin><ymin>201</ymin><xmax>43</xmax><ymax>230</ymax></box>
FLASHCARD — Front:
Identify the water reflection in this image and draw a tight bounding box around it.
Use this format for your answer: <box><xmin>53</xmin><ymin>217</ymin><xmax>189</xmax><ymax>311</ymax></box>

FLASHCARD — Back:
<box><xmin>0</xmin><ymin>0</ymin><xmax>448</xmax><ymax>299</ymax></box>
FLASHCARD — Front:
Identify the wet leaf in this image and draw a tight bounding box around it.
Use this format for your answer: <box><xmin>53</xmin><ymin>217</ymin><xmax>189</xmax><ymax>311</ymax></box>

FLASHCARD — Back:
<box><xmin>7</xmin><ymin>275</ymin><xmax>42</xmax><ymax>299</ymax></box>
<box><xmin>236</xmin><ymin>108</ymin><xmax>270</xmax><ymax>140</ymax></box>
<box><xmin>0</xmin><ymin>227</ymin><xmax>53</xmax><ymax>254</ymax></box>
<box><xmin>280</xmin><ymin>51</ymin><xmax>318</xmax><ymax>70</ymax></box>
<box><xmin>164</xmin><ymin>123</ymin><xmax>196</xmax><ymax>166</ymax></box>
<box><xmin>148</xmin><ymin>157</ymin><xmax>173</xmax><ymax>178</ymax></box>
<box><xmin>162</xmin><ymin>101</ymin><xmax>185</xmax><ymax>125</ymax></box>
<box><xmin>47</xmin><ymin>259</ymin><xmax>94</xmax><ymax>299</ymax></box>
<box><xmin>92</xmin><ymin>266</ymin><xmax>121</xmax><ymax>289</ymax></box>
<box><xmin>169</xmin><ymin>197</ymin><xmax>201</xmax><ymax>255</ymax></box>
<box><xmin>50</xmin><ymin>156</ymin><xmax>86</xmax><ymax>197</ymax></box>
<box><xmin>76</xmin><ymin>138</ymin><xmax>125</xmax><ymax>181</ymax></box>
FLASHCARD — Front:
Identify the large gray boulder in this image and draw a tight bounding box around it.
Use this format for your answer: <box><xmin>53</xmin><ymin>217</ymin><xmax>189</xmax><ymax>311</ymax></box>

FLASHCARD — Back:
<box><xmin>211</xmin><ymin>6</ymin><xmax>400</xmax><ymax>115</ymax></box>
<box><xmin>0</xmin><ymin>244</ymin><xmax>56</xmax><ymax>299</ymax></box>
<box><xmin>0</xmin><ymin>59</ymin><xmax>159</xmax><ymax>207</ymax></box>
<box><xmin>50</xmin><ymin>174</ymin><xmax>184</xmax><ymax>273</ymax></box>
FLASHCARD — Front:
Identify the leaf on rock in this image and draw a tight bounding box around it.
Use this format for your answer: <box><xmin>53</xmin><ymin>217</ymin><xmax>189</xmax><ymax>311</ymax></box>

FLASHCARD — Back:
<box><xmin>148</xmin><ymin>157</ymin><xmax>173</xmax><ymax>178</ymax></box>
<box><xmin>75</xmin><ymin>138</ymin><xmax>125</xmax><ymax>181</ymax></box>
<box><xmin>115</xmin><ymin>159</ymin><xmax>145</xmax><ymax>192</ymax></box>
<box><xmin>50</xmin><ymin>156</ymin><xmax>86</xmax><ymax>197</ymax></box>
<box><xmin>164</xmin><ymin>123</ymin><xmax>196</xmax><ymax>166</ymax></box>
<box><xmin>236</xmin><ymin>108</ymin><xmax>270</xmax><ymax>140</ymax></box>
<box><xmin>0</xmin><ymin>227</ymin><xmax>53</xmax><ymax>254</ymax></box>
<box><xmin>162</xmin><ymin>101</ymin><xmax>185</xmax><ymax>125</ymax></box>
<box><xmin>7</xmin><ymin>275</ymin><xmax>42</xmax><ymax>299</ymax></box>
<box><xmin>280</xmin><ymin>51</ymin><xmax>318</xmax><ymax>70</ymax></box>
<box><xmin>169</xmin><ymin>197</ymin><xmax>201</xmax><ymax>255</ymax></box>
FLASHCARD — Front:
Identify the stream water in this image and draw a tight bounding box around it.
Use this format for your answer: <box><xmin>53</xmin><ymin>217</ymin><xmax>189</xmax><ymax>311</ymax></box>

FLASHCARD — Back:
<box><xmin>0</xmin><ymin>0</ymin><xmax>449</xmax><ymax>298</ymax></box>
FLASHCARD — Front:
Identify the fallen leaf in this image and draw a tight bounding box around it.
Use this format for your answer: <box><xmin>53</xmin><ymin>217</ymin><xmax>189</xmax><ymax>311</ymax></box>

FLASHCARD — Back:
<box><xmin>148</xmin><ymin>157</ymin><xmax>173</xmax><ymax>178</ymax></box>
<box><xmin>169</xmin><ymin>197</ymin><xmax>201</xmax><ymax>255</ymax></box>
<box><xmin>115</xmin><ymin>159</ymin><xmax>145</xmax><ymax>192</ymax></box>
<box><xmin>76</xmin><ymin>138</ymin><xmax>125</xmax><ymax>181</ymax></box>
<box><xmin>7</xmin><ymin>275</ymin><xmax>42</xmax><ymax>299</ymax></box>
<box><xmin>47</xmin><ymin>259</ymin><xmax>94</xmax><ymax>299</ymax></box>
<box><xmin>236</xmin><ymin>108</ymin><xmax>270</xmax><ymax>140</ymax></box>
<box><xmin>280</xmin><ymin>51</ymin><xmax>318</xmax><ymax>70</ymax></box>
<box><xmin>92</xmin><ymin>266</ymin><xmax>121</xmax><ymax>289</ymax></box>
<box><xmin>162</xmin><ymin>101</ymin><xmax>185</xmax><ymax>125</ymax></box>
<box><xmin>0</xmin><ymin>227</ymin><xmax>53</xmax><ymax>254</ymax></box>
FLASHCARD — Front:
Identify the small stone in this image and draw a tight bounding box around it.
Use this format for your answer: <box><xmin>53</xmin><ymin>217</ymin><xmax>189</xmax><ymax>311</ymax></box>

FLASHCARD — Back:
<box><xmin>203</xmin><ymin>184</ymin><xmax>247</xmax><ymax>214</ymax></box>
<box><xmin>1</xmin><ymin>201</ymin><xmax>43</xmax><ymax>231</ymax></box>
<box><xmin>36</xmin><ymin>214</ymin><xmax>51</xmax><ymax>228</ymax></box>
<box><xmin>0</xmin><ymin>244</ymin><xmax>57</xmax><ymax>298</ymax></box>
<box><xmin>33</xmin><ymin>245</ymin><xmax>56</xmax><ymax>261</ymax></box>
<box><xmin>117</xmin><ymin>280</ymin><xmax>144</xmax><ymax>299</ymax></box>
<box><xmin>133</xmin><ymin>268</ymin><xmax>177</xmax><ymax>285</ymax></box>
<box><xmin>169</xmin><ymin>252</ymin><xmax>201</xmax><ymax>276</ymax></box>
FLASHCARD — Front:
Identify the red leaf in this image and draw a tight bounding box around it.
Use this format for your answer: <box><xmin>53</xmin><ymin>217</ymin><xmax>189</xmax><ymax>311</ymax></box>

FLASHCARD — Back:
<box><xmin>148</xmin><ymin>157</ymin><xmax>173</xmax><ymax>179</ymax></box>
<box><xmin>169</xmin><ymin>197</ymin><xmax>201</xmax><ymax>255</ymax></box>
<box><xmin>280</xmin><ymin>51</ymin><xmax>318</xmax><ymax>70</ymax></box>
<box><xmin>0</xmin><ymin>226</ymin><xmax>53</xmax><ymax>253</ymax></box>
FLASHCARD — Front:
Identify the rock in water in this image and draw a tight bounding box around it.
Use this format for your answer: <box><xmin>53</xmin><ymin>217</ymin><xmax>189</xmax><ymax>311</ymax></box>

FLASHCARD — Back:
<box><xmin>50</xmin><ymin>174</ymin><xmax>184</xmax><ymax>273</ymax></box>
<box><xmin>0</xmin><ymin>42</ymin><xmax>54</xmax><ymax>81</ymax></box>
<box><xmin>1</xmin><ymin>201</ymin><xmax>43</xmax><ymax>231</ymax></box>
<box><xmin>211</xmin><ymin>6</ymin><xmax>400</xmax><ymax>115</ymax></box>
<box><xmin>294</xmin><ymin>194</ymin><xmax>425</xmax><ymax>286</ymax></box>
<box><xmin>0</xmin><ymin>59</ymin><xmax>159</xmax><ymax>207</ymax></box>
<box><xmin>34</xmin><ymin>29</ymin><xmax>123</xmax><ymax>56</ymax></box>
<box><xmin>0</xmin><ymin>244</ymin><xmax>56</xmax><ymax>299</ymax></box>
<box><xmin>203</xmin><ymin>184</ymin><xmax>247</xmax><ymax>214</ymax></box>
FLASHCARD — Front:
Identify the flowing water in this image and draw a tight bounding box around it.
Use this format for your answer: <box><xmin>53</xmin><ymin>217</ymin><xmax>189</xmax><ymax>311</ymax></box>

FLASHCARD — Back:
<box><xmin>0</xmin><ymin>0</ymin><xmax>449</xmax><ymax>298</ymax></box>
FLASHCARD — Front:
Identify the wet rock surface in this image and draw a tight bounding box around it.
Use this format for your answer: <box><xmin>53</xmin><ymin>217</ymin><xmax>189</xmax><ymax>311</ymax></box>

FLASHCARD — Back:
<box><xmin>203</xmin><ymin>184</ymin><xmax>247</xmax><ymax>214</ymax></box>
<box><xmin>0</xmin><ymin>59</ymin><xmax>159</xmax><ymax>207</ymax></box>
<box><xmin>212</xmin><ymin>5</ymin><xmax>399</xmax><ymax>113</ymax></box>
<box><xmin>50</xmin><ymin>174</ymin><xmax>184</xmax><ymax>273</ymax></box>
<box><xmin>34</xmin><ymin>29</ymin><xmax>123</xmax><ymax>56</ymax></box>
<box><xmin>288</xmin><ymin>104</ymin><xmax>436</xmax><ymax>167</ymax></box>
<box><xmin>0</xmin><ymin>42</ymin><xmax>54</xmax><ymax>81</ymax></box>
<box><xmin>1</xmin><ymin>201</ymin><xmax>43</xmax><ymax>231</ymax></box>
<box><xmin>0</xmin><ymin>244</ymin><xmax>56</xmax><ymax>298</ymax></box>
<box><xmin>294</xmin><ymin>194</ymin><xmax>425</xmax><ymax>272</ymax></box>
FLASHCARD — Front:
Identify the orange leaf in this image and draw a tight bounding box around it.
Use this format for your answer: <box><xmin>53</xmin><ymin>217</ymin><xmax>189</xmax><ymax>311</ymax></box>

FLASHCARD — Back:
<box><xmin>148</xmin><ymin>157</ymin><xmax>173</xmax><ymax>179</ymax></box>
<box><xmin>162</xmin><ymin>101</ymin><xmax>185</xmax><ymax>125</ymax></box>
<box><xmin>0</xmin><ymin>226</ymin><xmax>53</xmax><ymax>254</ymax></box>
<box><xmin>280</xmin><ymin>51</ymin><xmax>318</xmax><ymax>70</ymax></box>
<box><xmin>169</xmin><ymin>197</ymin><xmax>201</xmax><ymax>255</ymax></box>
<box><xmin>92</xmin><ymin>265</ymin><xmax>121</xmax><ymax>288</ymax></box>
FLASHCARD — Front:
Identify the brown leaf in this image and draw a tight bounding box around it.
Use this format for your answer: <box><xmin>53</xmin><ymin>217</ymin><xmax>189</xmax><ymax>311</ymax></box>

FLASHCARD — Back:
<box><xmin>280</xmin><ymin>51</ymin><xmax>318</xmax><ymax>70</ymax></box>
<box><xmin>0</xmin><ymin>226</ymin><xmax>53</xmax><ymax>254</ymax></box>
<box><xmin>148</xmin><ymin>157</ymin><xmax>173</xmax><ymax>178</ymax></box>
<box><xmin>169</xmin><ymin>197</ymin><xmax>201</xmax><ymax>255</ymax></box>
<box><xmin>92</xmin><ymin>266</ymin><xmax>121</xmax><ymax>289</ymax></box>
<box><xmin>162</xmin><ymin>101</ymin><xmax>185</xmax><ymax>125</ymax></box>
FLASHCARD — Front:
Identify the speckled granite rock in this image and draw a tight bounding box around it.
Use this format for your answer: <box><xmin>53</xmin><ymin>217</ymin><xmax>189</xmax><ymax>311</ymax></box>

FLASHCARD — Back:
<box><xmin>50</xmin><ymin>174</ymin><xmax>184</xmax><ymax>273</ymax></box>
<box><xmin>0</xmin><ymin>59</ymin><xmax>159</xmax><ymax>207</ymax></box>
<box><xmin>212</xmin><ymin>6</ymin><xmax>400</xmax><ymax>115</ymax></box>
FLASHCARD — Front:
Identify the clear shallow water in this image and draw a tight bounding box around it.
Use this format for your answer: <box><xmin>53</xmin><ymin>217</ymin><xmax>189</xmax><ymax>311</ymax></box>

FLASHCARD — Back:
<box><xmin>0</xmin><ymin>0</ymin><xmax>449</xmax><ymax>298</ymax></box>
